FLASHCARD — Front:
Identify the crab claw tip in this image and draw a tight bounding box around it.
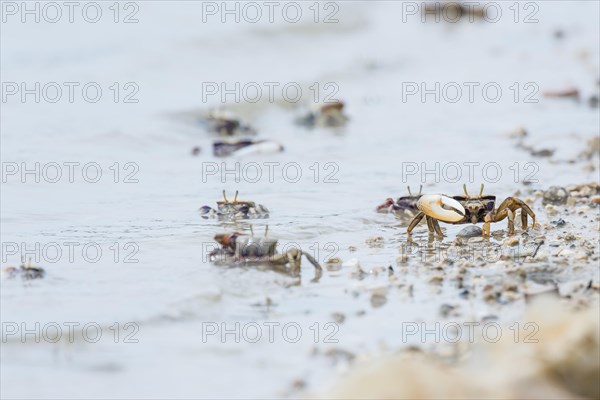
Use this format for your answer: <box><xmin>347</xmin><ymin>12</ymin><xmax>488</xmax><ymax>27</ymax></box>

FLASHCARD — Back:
<box><xmin>418</xmin><ymin>194</ymin><xmax>465</xmax><ymax>223</ymax></box>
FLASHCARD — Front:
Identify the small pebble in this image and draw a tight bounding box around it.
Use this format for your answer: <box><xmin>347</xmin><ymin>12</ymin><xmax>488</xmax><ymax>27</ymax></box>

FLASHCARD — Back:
<box><xmin>505</xmin><ymin>126</ymin><xmax>527</xmax><ymax>138</ymax></box>
<box><xmin>331</xmin><ymin>312</ymin><xmax>346</xmax><ymax>324</ymax></box>
<box><xmin>456</xmin><ymin>225</ymin><xmax>483</xmax><ymax>238</ymax></box>
<box><xmin>543</xmin><ymin>186</ymin><xmax>569</xmax><ymax>205</ymax></box>
<box><xmin>563</xmin><ymin>233</ymin><xmax>579</xmax><ymax>241</ymax></box>
<box><xmin>439</xmin><ymin>304</ymin><xmax>457</xmax><ymax>318</ymax></box>
<box><xmin>550</xmin><ymin>218</ymin><xmax>567</xmax><ymax>227</ymax></box>
<box><xmin>325</xmin><ymin>257</ymin><xmax>343</xmax><ymax>271</ymax></box>
<box><xmin>370</xmin><ymin>293</ymin><xmax>387</xmax><ymax>308</ymax></box>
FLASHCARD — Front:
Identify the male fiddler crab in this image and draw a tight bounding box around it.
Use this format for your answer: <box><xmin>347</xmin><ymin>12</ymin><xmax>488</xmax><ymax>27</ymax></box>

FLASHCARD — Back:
<box><xmin>200</xmin><ymin>190</ymin><xmax>269</xmax><ymax>219</ymax></box>
<box><xmin>296</xmin><ymin>101</ymin><xmax>348</xmax><ymax>128</ymax></box>
<box><xmin>2</xmin><ymin>257</ymin><xmax>45</xmax><ymax>280</ymax></box>
<box><xmin>210</xmin><ymin>226</ymin><xmax>322</xmax><ymax>280</ymax></box>
<box><xmin>407</xmin><ymin>184</ymin><xmax>536</xmax><ymax>237</ymax></box>
<box><xmin>376</xmin><ymin>185</ymin><xmax>423</xmax><ymax>217</ymax></box>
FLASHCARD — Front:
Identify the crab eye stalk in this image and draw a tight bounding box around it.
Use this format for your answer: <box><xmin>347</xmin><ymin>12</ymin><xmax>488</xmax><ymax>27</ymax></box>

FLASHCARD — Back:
<box><xmin>417</xmin><ymin>195</ymin><xmax>465</xmax><ymax>222</ymax></box>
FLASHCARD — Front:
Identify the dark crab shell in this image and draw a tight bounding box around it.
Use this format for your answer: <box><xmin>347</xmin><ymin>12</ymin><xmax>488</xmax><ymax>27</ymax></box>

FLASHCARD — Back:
<box><xmin>233</xmin><ymin>235</ymin><xmax>279</xmax><ymax>258</ymax></box>
<box><xmin>210</xmin><ymin>235</ymin><xmax>279</xmax><ymax>265</ymax></box>
<box><xmin>216</xmin><ymin>200</ymin><xmax>256</xmax><ymax>214</ymax></box>
<box><xmin>395</xmin><ymin>194</ymin><xmax>422</xmax><ymax>211</ymax></box>
<box><xmin>376</xmin><ymin>195</ymin><xmax>421</xmax><ymax>214</ymax></box>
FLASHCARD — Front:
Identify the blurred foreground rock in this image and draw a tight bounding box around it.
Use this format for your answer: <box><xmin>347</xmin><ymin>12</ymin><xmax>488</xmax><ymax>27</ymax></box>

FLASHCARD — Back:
<box><xmin>320</xmin><ymin>296</ymin><xmax>599</xmax><ymax>399</ymax></box>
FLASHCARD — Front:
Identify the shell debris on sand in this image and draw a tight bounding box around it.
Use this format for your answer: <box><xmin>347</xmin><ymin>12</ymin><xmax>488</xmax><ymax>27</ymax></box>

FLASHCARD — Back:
<box><xmin>503</xmin><ymin>236</ymin><xmax>520</xmax><ymax>247</ymax></box>
<box><xmin>325</xmin><ymin>257</ymin><xmax>343</xmax><ymax>271</ymax></box>
<box><xmin>365</xmin><ymin>236</ymin><xmax>385</xmax><ymax>247</ymax></box>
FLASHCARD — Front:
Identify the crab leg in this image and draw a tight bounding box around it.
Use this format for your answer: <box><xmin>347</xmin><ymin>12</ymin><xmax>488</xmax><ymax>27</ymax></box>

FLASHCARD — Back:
<box><xmin>431</xmin><ymin>218</ymin><xmax>444</xmax><ymax>237</ymax></box>
<box><xmin>521</xmin><ymin>210</ymin><xmax>528</xmax><ymax>230</ymax></box>
<box><xmin>494</xmin><ymin>197</ymin><xmax>536</xmax><ymax>231</ymax></box>
<box><xmin>407</xmin><ymin>212</ymin><xmax>425</xmax><ymax>235</ymax></box>
<box><xmin>302</xmin><ymin>251</ymin><xmax>322</xmax><ymax>270</ymax></box>
<box><xmin>507</xmin><ymin>209</ymin><xmax>515</xmax><ymax>235</ymax></box>
<box><xmin>426</xmin><ymin>216</ymin><xmax>435</xmax><ymax>235</ymax></box>
<box><xmin>483</xmin><ymin>222</ymin><xmax>490</xmax><ymax>236</ymax></box>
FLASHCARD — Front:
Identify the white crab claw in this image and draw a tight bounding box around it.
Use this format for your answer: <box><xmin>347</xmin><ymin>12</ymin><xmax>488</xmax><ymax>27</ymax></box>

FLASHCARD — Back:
<box><xmin>417</xmin><ymin>195</ymin><xmax>465</xmax><ymax>223</ymax></box>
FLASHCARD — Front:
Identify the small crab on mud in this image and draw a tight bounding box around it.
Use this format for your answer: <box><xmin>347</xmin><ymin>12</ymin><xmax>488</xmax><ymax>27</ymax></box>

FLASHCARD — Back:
<box><xmin>376</xmin><ymin>185</ymin><xmax>423</xmax><ymax>217</ymax></box>
<box><xmin>2</xmin><ymin>257</ymin><xmax>45</xmax><ymax>280</ymax></box>
<box><xmin>407</xmin><ymin>184</ymin><xmax>536</xmax><ymax>237</ymax></box>
<box><xmin>200</xmin><ymin>190</ymin><xmax>269</xmax><ymax>219</ymax></box>
<box><xmin>210</xmin><ymin>226</ymin><xmax>322</xmax><ymax>278</ymax></box>
<box><xmin>296</xmin><ymin>101</ymin><xmax>348</xmax><ymax>128</ymax></box>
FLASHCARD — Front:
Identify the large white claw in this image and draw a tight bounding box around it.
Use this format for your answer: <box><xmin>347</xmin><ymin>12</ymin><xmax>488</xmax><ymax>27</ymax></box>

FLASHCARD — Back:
<box><xmin>417</xmin><ymin>195</ymin><xmax>465</xmax><ymax>223</ymax></box>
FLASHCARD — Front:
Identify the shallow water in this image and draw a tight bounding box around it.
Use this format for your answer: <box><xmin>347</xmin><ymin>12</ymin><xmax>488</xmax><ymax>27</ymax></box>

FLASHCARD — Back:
<box><xmin>1</xmin><ymin>1</ymin><xmax>599</xmax><ymax>398</ymax></box>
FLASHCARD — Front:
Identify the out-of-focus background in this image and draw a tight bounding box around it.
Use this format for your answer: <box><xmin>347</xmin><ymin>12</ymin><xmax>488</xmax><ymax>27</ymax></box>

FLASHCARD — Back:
<box><xmin>1</xmin><ymin>1</ymin><xmax>599</xmax><ymax>399</ymax></box>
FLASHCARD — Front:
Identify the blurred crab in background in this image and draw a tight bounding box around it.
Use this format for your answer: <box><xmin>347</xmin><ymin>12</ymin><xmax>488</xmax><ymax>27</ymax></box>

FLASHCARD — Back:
<box><xmin>200</xmin><ymin>190</ymin><xmax>269</xmax><ymax>219</ymax></box>
<box><xmin>198</xmin><ymin>109</ymin><xmax>256</xmax><ymax>137</ymax></box>
<box><xmin>210</xmin><ymin>226</ymin><xmax>322</xmax><ymax>280</ymax></box>
<box><xmin>2</xmin><ymin>257</ymin><xmax>45</xmax><ymax>280</ymax></box>
<box><xmin>407</xmin><ymin>184</ymin><xmax>536</xmax><ymax>237</ymax></box>
<box><xmin>376</xmin><ymin>185</ymin><xmax>423</xmax><ymax>218</ymax></box>
<box><xmin>296</xmin><ymin>101</ymin><xmax>348</xmax><ymax>128</ymax></box>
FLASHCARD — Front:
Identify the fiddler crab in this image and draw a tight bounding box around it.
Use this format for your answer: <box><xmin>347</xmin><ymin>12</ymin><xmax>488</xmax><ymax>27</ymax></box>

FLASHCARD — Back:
<box><xmin>210</xmin><ymin>225</ymin><xmax>322</xmax><ymax>278</ymax></box>
<box><xmin>376</xmin><ymin>185</ymin><xmax>423</xmax><ymax>217</ymax></box>
<box><xmin>407</xmin><ymin>184</ymin><xmax>536</xmax><ymax>237</ymax></box>
<box><xmin>296</xmin><ymin>101</ymin><xmax>348</xmax><ymax>128</ymax></box>
<box><xmin>2</xmin><ymin>257</ymin><xmax>45</xmax><ymax>280</ymax></box>
<box><xmin>199</xmin><ymin>110</ymin><xmax>256</xmax><ymax>137</ymax></box>
<box><xmin>200</xmin><ymin>190</ymin><xmax>269</xmax><ymax>219</ymax></box>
